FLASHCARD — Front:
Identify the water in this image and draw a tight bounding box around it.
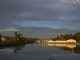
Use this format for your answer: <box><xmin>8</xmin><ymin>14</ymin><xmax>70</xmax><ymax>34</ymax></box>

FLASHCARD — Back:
<box><xmin>0</xmin><ymin>43</ymin><xmax>80</xmax><ymax>60</ymax></box>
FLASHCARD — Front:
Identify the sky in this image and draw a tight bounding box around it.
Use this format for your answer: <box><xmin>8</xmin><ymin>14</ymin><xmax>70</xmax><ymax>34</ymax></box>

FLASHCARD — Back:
<box><xmin>0</xmin><ymin>0</ymin><xmax>80</xmax><ymax>38</ymax></box>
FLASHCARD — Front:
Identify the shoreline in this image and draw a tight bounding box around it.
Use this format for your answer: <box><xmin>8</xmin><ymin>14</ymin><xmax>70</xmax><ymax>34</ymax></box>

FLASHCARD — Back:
<box><xmin>0</xmin><ymin>41</ymin><xmax>35</xmax><ymax>47</ymax></box>
<box><xmin>41</xmin><ymin>41</ymin><xmax>80</xmax><ymax>45</ymax></box>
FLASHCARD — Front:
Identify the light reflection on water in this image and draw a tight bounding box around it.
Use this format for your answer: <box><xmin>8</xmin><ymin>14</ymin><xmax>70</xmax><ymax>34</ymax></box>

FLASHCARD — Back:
<box><xmin>0</xmin><ymin>43</ymin><xmax>80</xmax><ymax>60</ymax></box>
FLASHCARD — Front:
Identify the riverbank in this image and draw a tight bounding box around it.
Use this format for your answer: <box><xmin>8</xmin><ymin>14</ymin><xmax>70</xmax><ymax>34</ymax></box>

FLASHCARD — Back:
<box><xmin>0</xmin><ymin>41</ymin><xmax>35</xmax><ymax>47</ymax></box>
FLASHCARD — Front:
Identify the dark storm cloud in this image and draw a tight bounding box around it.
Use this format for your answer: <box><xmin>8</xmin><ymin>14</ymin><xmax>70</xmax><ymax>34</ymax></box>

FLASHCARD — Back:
<box><xmin>0</xmin><ymin>0</ymin><xmax>80</xmax><ymax>28</ymax></box>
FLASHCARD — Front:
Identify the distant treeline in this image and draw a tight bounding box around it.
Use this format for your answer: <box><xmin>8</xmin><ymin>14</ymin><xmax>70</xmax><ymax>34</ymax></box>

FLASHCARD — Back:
<box><xmin>0</xmin><ymin>32</ymin><xmax>39</xmax><ymax>43</ymax></box>
<box><xmin>51</xmin><ymin>32</ymin><xmax>80</xmax><ymax>42</ymax></box>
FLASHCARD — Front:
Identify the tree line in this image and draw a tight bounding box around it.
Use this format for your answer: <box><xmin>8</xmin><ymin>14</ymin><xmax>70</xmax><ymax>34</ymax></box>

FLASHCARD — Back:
<box><xmin>0</xmin><ymin>32</ymin><xmax>80</xmax><ymax>42</ymax></box>
<box><xmin>0</xmin><ymin>32</ymin><xmax>38</xmax><ymax>43</ymax></box>
<box><xmin>52</xmin><ymin>32</ymin><xmax>80</xmax><ymax>42</ymax></box>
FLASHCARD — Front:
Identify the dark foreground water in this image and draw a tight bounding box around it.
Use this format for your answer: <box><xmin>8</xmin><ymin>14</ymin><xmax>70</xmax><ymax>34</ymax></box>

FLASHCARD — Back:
<box><xmin>0</xmin><ymin>43</ymin><xmax>80</xmax><ymax>60</ymax></box>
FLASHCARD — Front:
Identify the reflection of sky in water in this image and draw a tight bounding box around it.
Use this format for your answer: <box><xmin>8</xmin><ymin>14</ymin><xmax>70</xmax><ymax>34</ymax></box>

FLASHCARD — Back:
<box><xmin>0</xmin><ymin>43</ymin><xmax>80</xmax><ymax>60</ymax></box>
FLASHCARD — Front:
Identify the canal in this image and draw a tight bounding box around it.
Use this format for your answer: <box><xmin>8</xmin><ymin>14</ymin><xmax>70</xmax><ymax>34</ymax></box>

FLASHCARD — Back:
<box><xmin>0</xmin><ymin>42</ymin><xmax>80</xmax><ymax>60</ymax></box>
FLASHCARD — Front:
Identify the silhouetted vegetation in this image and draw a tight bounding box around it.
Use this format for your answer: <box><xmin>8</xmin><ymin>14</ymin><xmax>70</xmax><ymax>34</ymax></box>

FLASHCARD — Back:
<box><xmin>0</xmin><ymin>32</ymin><xmax>80</xmax><ymax>43</ymax></box>
<box><xmin>0</xmin><ymin>34</ymin><xmax>2</xmax><ymax>42</ymax></box>
<box><xmin>73</xmin><ymin>32</ymin><xmax>80</xmax><ymax>42</ymax></box>
<box><xmin>0</xmin><ymin>32</ymin><xmax>37</xmax><ymax>46</ymax></box>
<box><xmin>52</xmin><ymin>32</ymin><xmax>80</xmax><ymax>42</ymax></box>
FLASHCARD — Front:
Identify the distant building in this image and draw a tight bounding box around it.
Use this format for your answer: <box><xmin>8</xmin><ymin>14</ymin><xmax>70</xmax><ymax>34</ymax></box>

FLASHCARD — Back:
<box><xmin>47</xmin><ymin>39</ymin><xmax>76</xmax><ymax>43</ymax></box>
<box><xmin>1</xmin><ymin>36</ymin><xmax>6</xmax><ymax>42</ymax></box>
<box><xmin>67</xmin><ymin>39</ymin><xmax>76</xmax><ymax>43</ymax></box>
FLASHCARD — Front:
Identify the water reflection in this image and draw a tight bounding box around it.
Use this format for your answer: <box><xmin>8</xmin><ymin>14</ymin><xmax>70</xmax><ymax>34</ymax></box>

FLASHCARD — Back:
<box><xmin>47</xmin><ymin>44</ymin><xmax>76</xmax><ymax>48</ymax></box>
<box><xmin>13</xmin><ymin>44</ymin><xmax>26</xmax><ymax>53</ymax></box>
<box><xmin>74</xmin><ymin>45</ymin><xmax>80</xmax><ymax>54</ymax></box>
<box><xmin>13</xmin><ymin>43</ymin><xmax>35</xmax><ymax>53</ymax></box>
<box><xmin>0</xmin><ymin>43</ymin><xmax>80</xmax><ymax>54</ymax></box>
<box><xmin>42</xmin><ymin>43</ymin><xmax>80</xmax><ymax>54</ymax></box>
<box><xmin>0</xmin><ymin>43</ymin><xmax>80</xmax><ymax>60</ymax></box>
<box><xmin>0</xmin><ymin>43</ymin><xmax>34</xmax><ymax>53</ymax></box>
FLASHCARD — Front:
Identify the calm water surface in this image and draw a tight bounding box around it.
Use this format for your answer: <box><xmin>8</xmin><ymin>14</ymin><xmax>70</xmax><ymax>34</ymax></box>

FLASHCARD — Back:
<box><xmin>0</xmin><ymin>43</ymin><xmax>80</xmax><ymax>60</ymax></box>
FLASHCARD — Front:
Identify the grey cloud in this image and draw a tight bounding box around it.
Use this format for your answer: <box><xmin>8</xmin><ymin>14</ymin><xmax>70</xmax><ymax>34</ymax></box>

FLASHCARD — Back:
<box><xmin>0</xmin><ymin>0</ymin><xmax>80</xmax><ymax>29</ymax></box>
<box><xmin>0</xmin><ymin>27</ymin><xmax>78</xmax><ymax>38</ymax></box>
<box><xmin>17</xmin><ymin>27</ymin><xmax>78</xmax><ymax>33</ymax></box>
<box><xmin>16</xmin><ymin>26</ymin><xmax>80</xmax><ymax>38</ymax></box>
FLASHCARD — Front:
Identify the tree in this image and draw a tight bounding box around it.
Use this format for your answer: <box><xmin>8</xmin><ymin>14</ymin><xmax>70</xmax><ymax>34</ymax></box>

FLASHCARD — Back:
<box><xmin>14</xmin><ymin>32</ymin><xmax>20</xmax><ymax>40</ymax></box>
<box><xmin>0</xmin><ymin>34</ymin><xmax>2</xmax><ymax>42</ymax></box>
<box><xmin>14</xmin><ymin>32</ymin><xmax>18</xmax><ymax>37</ymax></box>
<box><xmin>10</xmin><ymin>36</ymin><xmax>17</xmax><ymax>42</ymax></box>
<box><xmin>74</xmin><ymin>32</ymin><xmax>80</xmax><ymax>41</ymax></box>
<box><xmin>56</xmin><ymin>36</ymin><xmax>59</xmax><ymax>40</ymax></box>
<box><xmin>5</xmin><ymin>37</ymin><xmax>10</xmax><ymax>43</ymax></box>
<box><xmin>14</xmin><ymin>32</ymin><xmax>25</xmax><ymax>42</ymax></box>
<box><xmin>64</xmin><ymin>34</ymin><xmax>73</xmax><ymax>40</ymax></box>
<box><xmin>59</xmin><ymin>35</ymin><xmax>65</xmax><ymax>40</ymax></box>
